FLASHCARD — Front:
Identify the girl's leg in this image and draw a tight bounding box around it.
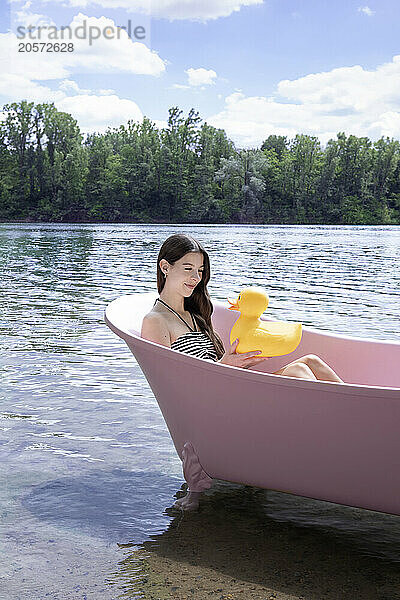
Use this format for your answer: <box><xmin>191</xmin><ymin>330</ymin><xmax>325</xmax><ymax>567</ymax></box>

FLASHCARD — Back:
<box><xmin>298</xmin><ymin>354</ymin><xmax>344</xmax><ymax>383</ymax></box>
<box><xmin>274</xmin><ymin>354</ymin><xmax>343</xmax><ymax>383</ymax></box>
<box><xmin>274</xmin><ymin>362</ymin><xmax>317</xmax><ymax>380</ymax></box>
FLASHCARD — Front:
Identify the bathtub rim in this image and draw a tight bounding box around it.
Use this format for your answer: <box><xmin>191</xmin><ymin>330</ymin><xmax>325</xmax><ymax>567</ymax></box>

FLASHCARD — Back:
<box><xmin>107</xmin><ymin>291</ymin><xmax>400</xmax><ymax>346</ymax></box>
<box><xmin>104</xmin><ymin>296</ymin><xmax>400</xmax><ymax>397</ymax></box>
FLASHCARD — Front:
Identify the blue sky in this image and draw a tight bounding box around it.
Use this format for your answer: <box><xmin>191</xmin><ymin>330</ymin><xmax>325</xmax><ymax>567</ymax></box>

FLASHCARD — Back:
<box><xmin>1</xmin><ymin>0</ymin><xmax>400</xmax><ymax>147</ymax></box>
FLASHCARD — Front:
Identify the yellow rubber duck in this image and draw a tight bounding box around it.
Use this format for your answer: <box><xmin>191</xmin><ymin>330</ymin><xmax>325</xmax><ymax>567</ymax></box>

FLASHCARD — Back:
<box><xmin>227</xmin><ymin>287</ymin><xmax>302</xmax><ymax>357</ymax></box>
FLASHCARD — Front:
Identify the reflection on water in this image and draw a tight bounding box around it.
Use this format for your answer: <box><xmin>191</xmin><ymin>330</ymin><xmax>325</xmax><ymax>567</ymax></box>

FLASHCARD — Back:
<box><xmin>22</xmin><ymin>470</ymin><xmax>181</xmax><ymax>543</ymax></box>
<box><xmin>112</xmin><ymin>483</ymin><xmax>400</xmax><ymax>600</ymax></box>
<box><xmin>1</xmin><ymin>223</ymin><xmax>399</xmax><ymax>599</ymax></box>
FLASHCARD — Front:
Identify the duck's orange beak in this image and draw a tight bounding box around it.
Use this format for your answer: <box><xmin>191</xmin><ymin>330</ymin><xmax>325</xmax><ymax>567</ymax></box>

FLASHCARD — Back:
<box><xmin>227</xmin><ymin>296</ymin><xmax>240</xmax><ymax>311</ymax></box>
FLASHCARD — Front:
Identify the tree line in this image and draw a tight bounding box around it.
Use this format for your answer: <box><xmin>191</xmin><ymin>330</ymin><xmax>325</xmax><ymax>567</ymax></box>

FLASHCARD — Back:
<box><xmin>1</xmin><ymin>100</ymin><xmax>399</xmax><ymax>224</ymax></box>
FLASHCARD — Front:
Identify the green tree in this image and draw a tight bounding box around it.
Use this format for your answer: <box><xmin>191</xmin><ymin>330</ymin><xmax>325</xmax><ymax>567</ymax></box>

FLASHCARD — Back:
<box><xmin>0</xmin><ymin>100</ymin><xmax>35</xmax><ymax>216</ymax></box>
<box><xmin>215</xmin><ymin>149</ymin><xmax>269</xmax><ymax>222</ymax></box>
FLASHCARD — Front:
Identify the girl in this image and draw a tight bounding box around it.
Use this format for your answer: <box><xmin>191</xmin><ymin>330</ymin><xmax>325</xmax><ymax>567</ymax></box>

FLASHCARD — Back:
<box><xmin>141</xmin><ymin>233</ymin><xmax>343</xmax><ymax>509</ymax></box>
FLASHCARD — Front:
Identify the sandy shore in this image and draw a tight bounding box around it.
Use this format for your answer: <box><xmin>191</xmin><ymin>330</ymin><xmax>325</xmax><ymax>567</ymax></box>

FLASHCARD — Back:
<box><xmin>118</xmin><ymin>483</ymin><xmax>400</xmax><ymax>600</ymax></box>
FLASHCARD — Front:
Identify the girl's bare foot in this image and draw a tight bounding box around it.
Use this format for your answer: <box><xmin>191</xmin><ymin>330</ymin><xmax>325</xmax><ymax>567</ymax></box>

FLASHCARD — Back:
<box><xmin>173</xmin><ymin>490</ymin><xmax>201</xmax><ymax>511</ymax></box>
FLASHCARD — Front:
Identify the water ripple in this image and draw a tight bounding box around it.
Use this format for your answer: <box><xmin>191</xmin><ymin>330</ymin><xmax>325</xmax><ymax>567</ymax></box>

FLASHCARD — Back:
<box><xmin>1</xmin><ymin>223</ymin><xmax>399</xmax><ymax>598</ymax></box>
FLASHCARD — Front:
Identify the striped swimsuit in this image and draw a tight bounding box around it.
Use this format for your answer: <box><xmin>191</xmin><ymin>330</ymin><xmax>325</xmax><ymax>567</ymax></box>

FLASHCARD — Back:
<box><xmin>154</xmin><ymin>298</ymin><xmax>218</xmax><ymax>362</ymax></box>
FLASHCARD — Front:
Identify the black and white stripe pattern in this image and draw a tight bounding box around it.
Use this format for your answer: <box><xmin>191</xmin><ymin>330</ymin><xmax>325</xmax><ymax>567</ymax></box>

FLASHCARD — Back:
<box><xmin>171</xmin><ymin>331</ymin><xmax>218</xmax><ymax>362</ymax></box>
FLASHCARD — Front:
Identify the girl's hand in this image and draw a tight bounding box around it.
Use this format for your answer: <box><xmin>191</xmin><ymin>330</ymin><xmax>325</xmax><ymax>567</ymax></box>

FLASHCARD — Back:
<box><xmin>218</xmin><ymin>338</ymin><xmax>269</xmax><ymax>369</ymax></box>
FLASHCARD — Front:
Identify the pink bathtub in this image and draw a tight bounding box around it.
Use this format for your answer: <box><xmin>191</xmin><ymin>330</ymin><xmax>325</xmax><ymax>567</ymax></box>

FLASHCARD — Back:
<box><xmin>104</xmin><ymin>292</ymin><xmax>400</xmax><ymax>515</ymax></box>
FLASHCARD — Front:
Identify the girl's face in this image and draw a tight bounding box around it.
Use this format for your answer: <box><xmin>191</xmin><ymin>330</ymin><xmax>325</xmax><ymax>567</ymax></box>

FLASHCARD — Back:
<box><xmin>162</xmin><ymin>252</ymin><xmax>205</xmax><ymax>296</ymax></box>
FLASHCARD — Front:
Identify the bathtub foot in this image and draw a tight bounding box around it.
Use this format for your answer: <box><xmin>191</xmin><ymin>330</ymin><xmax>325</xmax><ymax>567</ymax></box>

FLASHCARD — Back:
<box><xmin>173</xmin><ymin>442</ymin><xmax>212</xmax><ymax>511</ymax></box>
<box><xmin>173</xmin><ymin>490</ymin><xmax>202</xmax><ymax>511</ymax></box>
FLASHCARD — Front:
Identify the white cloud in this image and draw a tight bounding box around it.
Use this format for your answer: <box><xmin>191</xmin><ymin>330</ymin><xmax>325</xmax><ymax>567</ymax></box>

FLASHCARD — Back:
<box><xmin>98</xmin><ymin>88</ymin><xmax>116</xmax><ymax>95</ymax></box>
<box><xmin>58</xmin><ymin>79</ymin><xmax>114</xmax><ymax>96</ymax></box>
<box><xmin>209</xmin><ymin>92</ymin><xmax>301</xmax><ymax>147</ymax></box>
<box><xmin>0</xmin><ymin>31</ymin><xmax>70</xmax><ymax>80</ymax></box>
<box><xmin>0</xmin><ymin>73</ymin><xmax>66</xmax><ymax>103</ymax></box>
<box><xmin>358</xmin><ymin>6</ymin><xmax>375</xmax><ymax>16</ymax></box>
<box><xmin>208</xmin><ymin>55</ymin><xmax>400</xmax><ymax>147</ymax></box>
<box><xmin>13</xmin><ymin>0</ymin><xmax>56</xmax><ymax>27</ymax></box>
<box><xmin>277</xmin><ymin>58</ymin><xmax>400</xmax><ymax>111</ymax></box>
<box><xmin>2</xmin><ymin>13</ymin><xmax>165</xmax><ymax>78</ymax></box>
<box><xmin>57</xmin><ymin>94</ymin><xmax>143</xmax><ymax>133</ymax></box>
<box><xmin>58</xmin><ymin>79</ymin><xmax>91</xmax><ymax>94</ymax></box>
<box><xmin>0</xmin><ymin>12</ymin><xmax>164</xmax><ymax>134</ymax></box>
<box><xmin>172</xmin><ymin>83</ymin><xmax>190</xmax><ymax>90</ymax></box>
<box><xmin>186</xmin><ymin>67</ymin><xmax>217</xmax><ymax>86</ymax></box>
<box><xmin>0</xmin><ymin>73</ymin><xmax>144</xmax><ymax>134</ymax></box>
<box><xmin>39</xmin><ymin>0</ymin><xmax>263</xmax><ymax>21</ymax></box>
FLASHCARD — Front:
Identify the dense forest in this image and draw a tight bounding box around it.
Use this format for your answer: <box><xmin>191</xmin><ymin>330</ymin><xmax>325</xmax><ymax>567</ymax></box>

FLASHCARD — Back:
<box><xmin>1</xmin><ymin>100</ymin><xmax>399</xmax><ymax>224</ymax></box>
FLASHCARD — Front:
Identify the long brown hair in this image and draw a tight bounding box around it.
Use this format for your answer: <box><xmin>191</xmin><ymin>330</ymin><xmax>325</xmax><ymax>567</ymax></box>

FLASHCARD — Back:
<box><xmin>156</xmin><ymin>233</ymin><xmax>225</xmax><ymax>359</ymax></box>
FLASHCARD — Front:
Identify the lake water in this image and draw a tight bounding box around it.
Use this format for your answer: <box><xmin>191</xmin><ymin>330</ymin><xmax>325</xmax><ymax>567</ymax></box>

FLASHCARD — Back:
<box><xmin>1</xmin><ymin>223</ymin><xmax>399</xmax><ymax>599</ymax></box>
